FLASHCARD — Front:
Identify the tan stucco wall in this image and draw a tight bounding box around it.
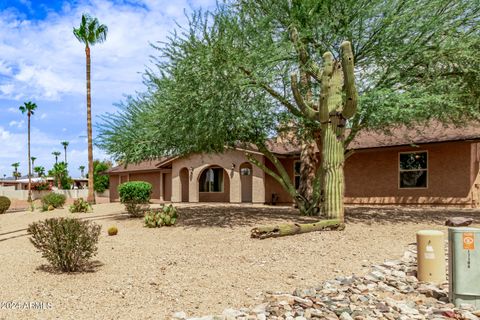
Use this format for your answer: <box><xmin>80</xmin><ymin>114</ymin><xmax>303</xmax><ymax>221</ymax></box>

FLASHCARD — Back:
<box><xmin>129</xmin><ymin>172</ymin><xmax>161</xmax><ymax>200</ymax></box>
<box><xmin>109</xmin><ymin>174</ymin><xmax>119</xmax><ymax>201</ymax></box>
<box><xmin>171</xmin><ymin>150</ymin><xmax>265</xmax><ymax>203</ymax></box>
<box><xmin>109</xmin><ymin>171</ymin><xmax>165</xmax><ymax>202</ymax></box>
<box><xmin>344</xmin><ymin>141</ymin><xmax>478</xmax><ymax>206</ymax></box>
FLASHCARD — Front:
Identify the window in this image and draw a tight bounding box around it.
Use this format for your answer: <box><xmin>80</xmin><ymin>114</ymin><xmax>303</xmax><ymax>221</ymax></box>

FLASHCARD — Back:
<box><xmin>240</xmin><ymin>167</ymin><xmax>251</xmax><ymax>176</ymax></box>
<box><xmin>199</xmin><ymin>167</ymin><xmax>224</xmax><ymax>192</ymax></box>
<box><xmin>399</xmin><ymin>151</ymin><xmax>428</xmax><ymax>188</ymax></box>
<box><xmin>294</xmin><ymin>161</ymin><xmax>301</xmax><ymax>190</ymax></box>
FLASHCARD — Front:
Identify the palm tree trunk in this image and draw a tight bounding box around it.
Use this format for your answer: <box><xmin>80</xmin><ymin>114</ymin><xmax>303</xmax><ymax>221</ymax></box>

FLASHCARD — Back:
<box><xmin>64</xmin><ymin>147</ymin><xmax>67</xmax><ymax>163</ymax></box>
<box><xmin>27</xmin><ymin>113</ymin><xmax>32</xmax><ymax>203</ymax></box>
<box><xmin>86</xmin><ymin>46</ymin><xmax>95</xmax><ymax>203</ymax></box>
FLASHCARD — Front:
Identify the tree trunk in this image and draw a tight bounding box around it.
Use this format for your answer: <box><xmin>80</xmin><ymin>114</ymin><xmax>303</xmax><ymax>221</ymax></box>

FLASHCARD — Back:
<box><xmin>64</xmin><ymin>147</ymin><xmax>67</xmax><ymax>164</ymax></box>
<box><xmin>251</xmin><ymin>219</ymin><xmax>345</xmax><ymax>239</ymax></box>
<box><xmin>86</xmin><ymin>46</ymin><xmax>95</xmax><ymax>204</ymax></box>
<box><xmin>27</xmin><ymin>113</ymin><xmax>32</xmax><ymax>203</ymax></box>
<box><xmin>299</xmin><ymin>138</ymin><xmax>317</xmax><ymax>205</ymax></box>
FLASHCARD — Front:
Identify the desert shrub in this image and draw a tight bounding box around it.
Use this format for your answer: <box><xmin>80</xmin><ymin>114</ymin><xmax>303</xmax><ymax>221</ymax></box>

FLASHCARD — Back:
<box><xmin>31</xmin><ymin>181</ymin><xmax>52</xmax><ymax>191</ymax></box>
<box><xmin>27</xmin><ymin>217</ymin><xmax>101</xmax><ymax>272</ymax></box>
<box><xmin>107</xmin><ymin>226</ymin><xmax>118</xmax><ymax>236</ymax></box>
<box><xmin>41</xmin><ymin>193</ymin><xmax>66</xmax><ymax>210</ymax></box>
<box><xmin>69</xmin><ymin>198</ymin><xmax>92</xmax><ymax>213</ymax></box>
<box><xmin>0</xmin><ymin>196</ymin><xmax>11</xmax><ymax>214</ymax></box>
<box><xmin>144</xmin><ymin>205</ymin><xmax>178</xmax><ymax>228</ymax></box>
<box><xmin>118</xmin><ymin>181</ymin><xmax>152</xmax><ymax>217</ymax></box>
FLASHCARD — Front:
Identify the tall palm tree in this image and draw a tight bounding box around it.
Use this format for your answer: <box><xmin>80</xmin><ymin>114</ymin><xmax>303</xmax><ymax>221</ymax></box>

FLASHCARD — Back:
<box><xmin>19</xmin><ymin>101</ymin><xmax>37</xmax><ymax>202</ymax></box>
<box><xmin>74</xmin><ymin>13</ymin><xmax>108</xmax><ymax>203</ymax></box>
<box><xmin>11</xmin><ymin>162</ymin><xmax>20</xmax><ymax>180</ymax></box>
<box><xmin>52</xmin><ymin>151</ymin><xmax>61</xmax><ymax>164</ymax></box>
<box><xmin>34</xmin><ymin>166</ymin><xmax>45</xmax><ymax>177</ymax></box>
<box><xmin>61</xmin><ymin>141</ymin><xmax>69</xmax><ymax>164</ymax></box>
<box><xmin>79</xmin><ymin>165</ymin><xmax>86</xmax><ymax>178</ymax></box>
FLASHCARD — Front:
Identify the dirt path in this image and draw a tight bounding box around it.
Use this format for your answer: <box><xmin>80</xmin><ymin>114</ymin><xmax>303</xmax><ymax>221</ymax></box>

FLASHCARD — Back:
<box><xmin>0</xmin><ymin>204</ymin><xmax>478</xmax><ymax>320</ymax></box>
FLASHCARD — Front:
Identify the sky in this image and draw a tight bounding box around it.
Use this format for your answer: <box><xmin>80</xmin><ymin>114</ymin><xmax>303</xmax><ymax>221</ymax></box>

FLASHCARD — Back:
<box><xmin>0</xmin><ymin>0</ymin><xmax>216</xmax><ymax>178</ymax></box>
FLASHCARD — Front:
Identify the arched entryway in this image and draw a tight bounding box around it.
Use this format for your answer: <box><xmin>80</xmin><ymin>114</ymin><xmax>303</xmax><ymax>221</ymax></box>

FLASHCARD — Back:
<box><xmin>198</xmin><ymin>165</ymin><xmax>230</xmax><ymax>202</ymax></box>
<box><xmin>179</xmin><ymin>167</ymin><xmax>189</xmax><ymax>202</ymax></box>
<box><xmin>240</xmin><ymin>162</ymin><xmax>253</xmax><ymax>202</ymax></box>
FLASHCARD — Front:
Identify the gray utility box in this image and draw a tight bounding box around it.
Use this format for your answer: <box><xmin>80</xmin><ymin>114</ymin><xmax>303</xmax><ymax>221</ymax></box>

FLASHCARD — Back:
<box><xmin>448</xmin><ymin>227</ymin><xmax>480</xmax><ymax>308</ymax></box>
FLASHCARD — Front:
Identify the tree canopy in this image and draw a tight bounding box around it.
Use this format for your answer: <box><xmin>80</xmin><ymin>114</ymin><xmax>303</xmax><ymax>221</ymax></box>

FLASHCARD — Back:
<box><xmin>98</xmin><ymin>0</ymin><xmax>479</xmax><ymax>162</ymax></box>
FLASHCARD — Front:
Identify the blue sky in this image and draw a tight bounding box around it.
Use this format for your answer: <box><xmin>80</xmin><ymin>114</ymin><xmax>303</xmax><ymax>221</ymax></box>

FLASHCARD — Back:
<box><xmin>0</xmin><ymin>0</ymin><xmax>216</xmax><ymax>178</ymax></box>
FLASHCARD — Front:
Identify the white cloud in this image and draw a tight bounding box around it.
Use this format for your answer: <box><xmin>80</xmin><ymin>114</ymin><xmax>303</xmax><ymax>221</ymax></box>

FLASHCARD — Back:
<box><xmin>0</xmin><ymin>0</ymin><xmax>217</xmax><ymax>177</ymax></box>
<box><xmin>0</xmin><ymin>0</ymin><xmax>217</xmax><ymax>103</ymax></box>
<box><xmin>8</xmin><ymin>120</ymin><xmax>25</xmax><ymax>128</ymax></box>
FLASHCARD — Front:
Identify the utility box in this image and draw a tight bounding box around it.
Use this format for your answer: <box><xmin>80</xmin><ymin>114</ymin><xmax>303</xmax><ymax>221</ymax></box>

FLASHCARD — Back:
<box><xmin>448</xmin><ymin>227</ymin><xmax>480</xmax><ymax>308</ymax></box>
<box><xmin>417</xmin><ymin>230</ymin><xmax>446</xmax><ymax>284</ymax></box>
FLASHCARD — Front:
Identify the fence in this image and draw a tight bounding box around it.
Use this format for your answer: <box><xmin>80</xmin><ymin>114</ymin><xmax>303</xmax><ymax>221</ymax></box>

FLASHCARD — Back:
<box><xmin>0</xmin><ymin>187</ymin><xmax>109</xmax><ymax>200</ymax></box>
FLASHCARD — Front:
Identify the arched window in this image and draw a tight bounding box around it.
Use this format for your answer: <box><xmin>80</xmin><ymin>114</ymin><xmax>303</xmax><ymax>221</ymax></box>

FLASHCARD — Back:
<box><xmin>199</xmin><ymin>167</ymin><xmax>224</xmax><ymax>192</ymax></box>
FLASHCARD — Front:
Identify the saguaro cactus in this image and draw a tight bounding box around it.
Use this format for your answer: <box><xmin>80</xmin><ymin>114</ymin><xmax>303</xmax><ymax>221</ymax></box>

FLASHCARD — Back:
<box><xmin>291</xmin><ymin>41</ymin><xmax>357</xmax><ymax>221</ymax></box>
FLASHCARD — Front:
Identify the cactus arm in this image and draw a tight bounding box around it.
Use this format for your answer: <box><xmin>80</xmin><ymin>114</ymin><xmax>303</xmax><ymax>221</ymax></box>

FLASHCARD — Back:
<box><xmin>239</xmin><ymin>66</ymin><xmax>303</xmax><ymax>118</ymax></box>
<box><xmin>290</xmin><ymin>72</ymin><xmax>319</xmax><ymax>120</ymax></box>
<box><xmin>319</xmin><ymin>52</ymin><xmax>334</xmax><ymax>123</ymax></box>
<box><xmin>340</xmin><ymin>41</ymin><xmax>358</xmax><ymax>119</ymax></box>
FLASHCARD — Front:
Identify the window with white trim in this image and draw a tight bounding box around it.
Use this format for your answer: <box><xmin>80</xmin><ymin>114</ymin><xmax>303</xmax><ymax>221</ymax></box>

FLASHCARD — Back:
<box><xmin>199</xmin><ymin>167</ymin><xmax>224</xmax><ymax>192</ymax></box>
<box><xmin>399</xmin><ymin>151</ymin><xmax>428</xmax><ymax>188</ymax></box>
<box><xmin>294</xmin><ymin>161</ymin><xmax>301</xmax><ymax>190</ymax></box>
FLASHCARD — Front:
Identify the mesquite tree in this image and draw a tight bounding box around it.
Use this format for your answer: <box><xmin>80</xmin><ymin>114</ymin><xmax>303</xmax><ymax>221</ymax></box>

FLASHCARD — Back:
<box><xmin>98</xmin><ymin>0</ymin><xmax>480</xmax><ymax>223</ymax></box>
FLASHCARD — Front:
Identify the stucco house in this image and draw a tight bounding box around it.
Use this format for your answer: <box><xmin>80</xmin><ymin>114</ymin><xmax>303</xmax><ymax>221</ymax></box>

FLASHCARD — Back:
<box><xmin>106</xmin><ymin>123</ymin><xmax>480</xmax><ymax>208</ymax></box>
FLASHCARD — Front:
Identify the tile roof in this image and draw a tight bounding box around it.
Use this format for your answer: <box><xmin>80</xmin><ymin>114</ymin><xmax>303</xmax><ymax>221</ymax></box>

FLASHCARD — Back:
<box><xmin>106</xmin><ymin>122</ymin><xmax>480</xmax><ymax>172</ymax></box>
<box><xmin>349</xmin><ymin>122</ymin><xmax>480</xmax><ymax>149</ymax></box>
<box><xmin>266</xmin><ymin>122</ymin><xmax>480</xmax><ymax>155</ymax></box>
<box><xmin>107</xmin><ymin>159</ymin><xmax>165</xmax><ymax>174</ymax></box>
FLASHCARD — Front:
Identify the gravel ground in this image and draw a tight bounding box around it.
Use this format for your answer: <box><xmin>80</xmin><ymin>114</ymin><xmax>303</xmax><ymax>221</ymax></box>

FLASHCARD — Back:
<box><xmin>0</xmin><ymin>203</ymin><xmax>478</xmax><ymax>320</ymax></box>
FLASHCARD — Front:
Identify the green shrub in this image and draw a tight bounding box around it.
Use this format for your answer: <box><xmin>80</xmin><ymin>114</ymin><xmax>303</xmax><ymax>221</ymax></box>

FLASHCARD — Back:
<box><xmin>0</xmin><ymin>196</ymin><xmax>11</xmax><ymax>214</ymax></box>
<box><xmin>144</xmin><ymin>205</ymin><xmax>178</xmax><ymax>228</ymax></box>
<box><xmin>69</xmin><ymin>198</ymin><xmax>92</xmax><ymax>213</ymax></box>
<box><xmin>41</xmin><ymin>193</ymin><xmax>66</xmax><ymax>210</ymax></box>
<box><xmin>118</xmin><ymin>181</ymin><xmax>152</xmax><ymax>216</ymax></box>
<box><xmin>107</xmin><ymin>226</ymin><xmax>118</xmax><ymax>236</ymax></box>
<box><xmin>27</xmin><ymin>217</ymin><xmax>101</xmax><ymax>272</ymax></box>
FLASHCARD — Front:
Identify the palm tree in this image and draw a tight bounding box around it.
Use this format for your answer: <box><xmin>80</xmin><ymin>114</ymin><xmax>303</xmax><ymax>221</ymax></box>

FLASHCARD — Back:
<box><xmin>61</xmin><ymin>141</ymin><xmax>69</xmax><ymax>164</ymax></box>
<box><xmin>52</xmin><ymin>151</ymin><xmax>61</xmax><ymax>164</ymax></box>
<box><xmin>79</xmin><ymin>165</ymin><xmax>86</xmax><ymax>178</ymax></box>
<box><xmin>11</xmin><ymin>162</ymin><xmax>20</xmax><ymax>180</ymax></box>
<box><xmin>74</xmin><ymin>13</ymin><xmax>108</xmax><ymax>203</ymax></box>
<box><xmin>19</xmin><ymin>101</ymin><xmax>37</xmax><ymax>202</ymax></box>
<box><xmin>34</xmin><ymin>166</ymin><xmax>45</xmax><ymax>177</ymax></box>
<box><xmin>30</xmin><ymin>156</ymin><xmax>37</xmax><ymax>176</ymax></box>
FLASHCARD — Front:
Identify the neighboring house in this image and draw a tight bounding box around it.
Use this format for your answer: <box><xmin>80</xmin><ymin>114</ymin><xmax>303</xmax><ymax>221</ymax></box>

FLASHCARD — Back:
<box><xmin>106</xmin><ymin>123</ymin><xmax>480</xmax><ymax>208</ymax></box>
<box><xmin>0</xmin><ymin>177</ymin><xmax>88</xmax><ymax>190</ymax></box>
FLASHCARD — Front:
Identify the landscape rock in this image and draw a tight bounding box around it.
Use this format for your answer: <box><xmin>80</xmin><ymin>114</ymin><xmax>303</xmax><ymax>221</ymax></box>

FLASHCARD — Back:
<box><xmin>185</xmin><ymin>243</ymin><xmax>479</xmax><ymax>320</ymax></box>
<box><xmin>445</xmin><ymin>217</ymin><xmax>474</xmax><ymax>227</ymax></box>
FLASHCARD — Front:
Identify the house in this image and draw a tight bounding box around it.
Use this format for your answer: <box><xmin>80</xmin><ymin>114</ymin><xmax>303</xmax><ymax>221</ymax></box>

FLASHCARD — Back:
<box><xmin>106</xmin><ymin>123</ymin><xmax>480</xmax><ymax>208</ymax></box>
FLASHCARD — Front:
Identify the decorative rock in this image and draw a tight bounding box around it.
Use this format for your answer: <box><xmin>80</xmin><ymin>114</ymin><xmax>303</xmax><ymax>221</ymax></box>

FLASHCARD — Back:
<box><xmin>172</xmin><ymin>311</ymin><xmax>187</xmax><ymax>319</ymax></box>
<box><xmin>183</xmin><ymin>245</ymin><xmax>473</xmax><ymax>320</ymax></box>
<box><xmin>339</xmin><ymin>312</ymin><xmax>353</xmax><ymax>320</ymax></box>
<box><xmin>445</xmin><ymin>217</ymin><xmax>474</xmax><ymax>227</ymax></box>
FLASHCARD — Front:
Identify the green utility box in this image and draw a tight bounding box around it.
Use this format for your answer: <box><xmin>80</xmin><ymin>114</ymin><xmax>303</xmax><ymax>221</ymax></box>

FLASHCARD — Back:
<box><xmin>448</xmin><ymin>227</ymin><xmax>480</xmax><ymax>308</ymax></box>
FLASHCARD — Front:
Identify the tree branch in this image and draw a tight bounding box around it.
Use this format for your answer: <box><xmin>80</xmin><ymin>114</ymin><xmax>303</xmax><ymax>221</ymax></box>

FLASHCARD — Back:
<box><xmin>240</xmin><ymin>67</ymin><xmax>303</xmax><ymax>118</ymax></box>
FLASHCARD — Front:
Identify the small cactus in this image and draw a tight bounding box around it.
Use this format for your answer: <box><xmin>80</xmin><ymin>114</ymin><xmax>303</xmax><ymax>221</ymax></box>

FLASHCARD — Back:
<box><xmin>107</xmin><ymin>226</ymin><xmax>118</xmax><ymax>236</ymax></box>
<box><xmin>144</xmin><ymin>205</ymin><xmax>178</xmax><ymax>228</ymax></box>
